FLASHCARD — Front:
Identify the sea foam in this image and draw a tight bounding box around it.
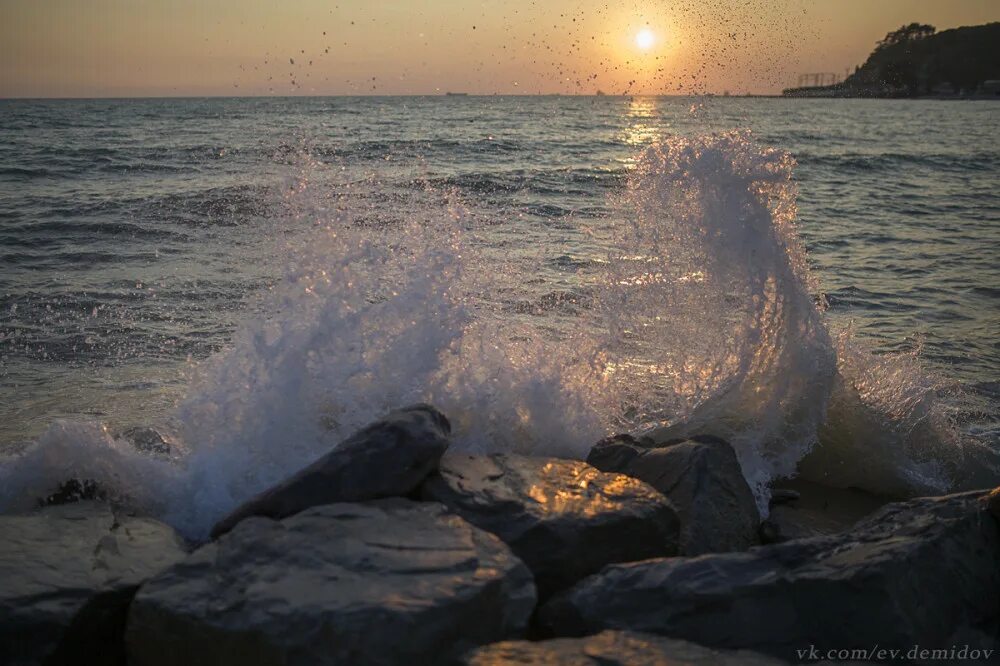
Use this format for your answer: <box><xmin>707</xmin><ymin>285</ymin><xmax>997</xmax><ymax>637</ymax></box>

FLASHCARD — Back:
<box><xmin>0</xmin><ymin>132</ymin><xmax>984</xmax><ymax>538</ymax></box>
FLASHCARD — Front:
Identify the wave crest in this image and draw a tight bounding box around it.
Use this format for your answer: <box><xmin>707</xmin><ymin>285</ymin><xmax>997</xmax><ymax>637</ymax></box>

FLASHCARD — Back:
<box><xmin>1</xmin><ymin>132</ymin><xmax>988</xmax><ymax>536</ymax></box>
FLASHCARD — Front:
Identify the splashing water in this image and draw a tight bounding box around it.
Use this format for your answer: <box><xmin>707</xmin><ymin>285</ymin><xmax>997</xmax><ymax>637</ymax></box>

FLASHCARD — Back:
<box><xmin>0</xmin><ymin>132</ymin><xmax>984</xmax><ymax>536</ymax></box>
<box><xmin>157</xmin><ymin>173</ymin><xmax>611</xmax><ymax>534</ymax></box>
<box><xmin>800</xmin><ymin>330</ymin><xmax>963</xmax><ymax>497</ymax></box>
<box><xmin>599</xmin><ymin>133</ymin><xmax>837</xmax><ymax>503</ymax></box>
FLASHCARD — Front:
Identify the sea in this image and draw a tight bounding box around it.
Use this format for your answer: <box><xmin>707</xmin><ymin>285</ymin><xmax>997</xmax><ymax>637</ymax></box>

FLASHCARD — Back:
<box><xmin>1</xmin><ymin>96</ymin><xmax>998</xmax><ymax>537</ymax></box>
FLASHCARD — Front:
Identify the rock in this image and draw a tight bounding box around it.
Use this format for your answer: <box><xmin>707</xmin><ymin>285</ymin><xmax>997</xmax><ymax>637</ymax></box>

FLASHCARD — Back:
<box><xmin>582</xmin><ymin>434</ymin><xmax>653</xmax><ymax>467</ymax></box>
<box><xmin>128</xmin><ymin>500</ymin><xmax>536</xmax><ymax>666</ymax></box>
<box><xmin>768</xmin><ymin>489</ymin><xmax>800</xmax><ymax>506</ymax></box>
<box><xmin>36</xmin><ymin>428</ymin><xmax>178</xmax><ymax>508</ymax></box>
<box><xmin>121</xmin><ymin>426</ymin><xmax>173</xmax><ymax>457</ymax></box>
<box><xmin>38</xmin><ymin>478</ymin><xmax>109</xmax><ymax>507</ymax></box>
<box><xmin>462</xmin><ymin>630</ymin><xmax>786</xmax><ymax>665</ymax></box>
<box><xmin>587</xmin><ymin>433</ymin><xmax>758</xmax><ymax>555</ymax></box>
<box><xmin>211</xmin><ymin>404</ymin><xmax>451</xmax><ymax>538</ymax></box>
<box><xmin>539</xmin><ymin>489</ymin><xmax>1000</xmax><ymax>661</ymax></box>
<box><xmin>0</xmin><ymin>502</ymin><xmax>188</xmax><ymax>666</ymax></box>
<box><xmin>985</xmin><ymin>486</ymin><xmax>1000</xmax><ymax>522</ymax></box>
<box><xmin>422</xmin><ymin>453</ymin><xmax>679</xmax><ymax>599</ymax></box>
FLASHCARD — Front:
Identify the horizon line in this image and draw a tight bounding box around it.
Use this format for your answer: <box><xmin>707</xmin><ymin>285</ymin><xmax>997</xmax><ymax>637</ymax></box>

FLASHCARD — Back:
<box><xmin>1</xmin><ymin>92</ymin><xmax>786</xmax><ymax>102</ymax></box>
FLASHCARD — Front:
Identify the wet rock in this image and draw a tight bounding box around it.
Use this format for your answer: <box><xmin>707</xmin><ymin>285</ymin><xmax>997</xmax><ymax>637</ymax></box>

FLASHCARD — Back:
<box><xmin>587</xmin><ymin>433</ymin><xmax>758</xmax><ymax>555</ymax></box>
<box><xmin>36</xmin><ymin>428</ymin><xmax>178</xmax><ymax>508</ymax></box>
<box><xmin>121</xmin><ymin>426</ymin><xmax>173</xmax><ymax>457</ymax></box>
<box><xmin>422</xmin><ymin>453</ymin><xmax>679</xmax><ymax>599</ymax></box>
<box><xmin>985</xmin><ymin>486</ymin><xmax>1000</xmax><ymax>522</ymax></box>
<box><xmin>769</xmin><ymin>488</ymin><xmax>800</xmax><ymax>506</ymax></box>
<box><xmin>38</xmin><ymin>478</ymin><xmax>109</xmax><ymax>507</ymax></box>
<box><xmin>0</xmin><ymin>502</ymin><xmax>188</xmax><ymax>666</ymax></box>
<box><xmin>128</xmin><ymin>499</ymin><xmax>536</xmax><ymax>666</ymax></box>
<box><xmin>539</xmin><ymin>489</ymin><xmax>1000</xmax><ymax>661</ymax></box>
<box><xmin>582</xmin><ymin>434</ymin><xmax>654</xmax><ymax>468</ymax></box>
<box><xmin>463</xmin><ymin>630</ymin><xmax>786</xmax><ymax>665</ymax></box>
<box><xmin>211</xmin><ymin>404</ymin><xmax>451</xmax><ymax>538</ymax></box>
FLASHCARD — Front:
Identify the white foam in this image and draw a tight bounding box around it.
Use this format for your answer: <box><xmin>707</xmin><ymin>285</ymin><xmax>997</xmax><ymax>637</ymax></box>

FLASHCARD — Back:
<box><xmin>0</xmin><ymin>132</ymin><xmax>985</xmax><ymax>537</ymax></box>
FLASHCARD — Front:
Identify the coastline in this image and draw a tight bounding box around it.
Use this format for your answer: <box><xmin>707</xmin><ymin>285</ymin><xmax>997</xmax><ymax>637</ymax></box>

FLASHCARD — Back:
<box><xmin>782</xmin><ymin>87</ymin><xmax>1000</xmax><ymax>100</ymax></box>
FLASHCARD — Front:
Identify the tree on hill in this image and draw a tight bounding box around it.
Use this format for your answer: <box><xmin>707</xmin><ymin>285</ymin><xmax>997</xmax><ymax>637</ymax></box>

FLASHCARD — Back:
<box><xmin>875</xmin><ymin>23</ymin><xmax>936</xmax><ymax>51</ymax></box>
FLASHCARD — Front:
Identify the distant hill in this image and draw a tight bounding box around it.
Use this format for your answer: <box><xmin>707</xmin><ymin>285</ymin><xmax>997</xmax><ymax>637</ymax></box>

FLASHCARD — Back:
<box><xmin>784</xmin><ymin>22</ymin><xmax>1000</xmax><ymax>97</ymax></box>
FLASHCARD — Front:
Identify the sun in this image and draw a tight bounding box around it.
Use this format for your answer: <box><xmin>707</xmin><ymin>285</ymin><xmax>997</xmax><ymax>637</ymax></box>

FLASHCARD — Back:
<box><xmin>635</xmin><ymin>28</ymin><xmax>655</xmax><ymax>50</ymax></box>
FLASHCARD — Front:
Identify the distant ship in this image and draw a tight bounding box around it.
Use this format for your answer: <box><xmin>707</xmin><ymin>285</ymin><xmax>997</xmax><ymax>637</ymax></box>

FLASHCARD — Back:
<box><xmin>445</xmin><ymin>92</ymin><xmax>468</xmax><ymax>96</ymax></box>
<box><xmin>596</xmin><ymin>90</ymin><xmax>607</xmax><ymax>96</ymax></box>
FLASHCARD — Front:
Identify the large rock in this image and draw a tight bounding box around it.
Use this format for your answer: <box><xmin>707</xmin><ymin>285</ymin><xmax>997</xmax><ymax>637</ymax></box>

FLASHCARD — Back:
<box><xmin>211</xmin><ymin>404</ymin><xmax>451</xmax><ymax>538</ymax></box>
<box><xmin>539</xmin><ymin>489</ymin><xmax>1000</xmax><ymax>661</ymax></box>
<box><xmin>587</xmin><ymin>434</ymin><xmax>758</xmax><ymax>555</ymax></box>
<box><xmin>128</xmin><ymin>499</ymin><xmax>537</xmax><ymax>666</ymax></box>
<box><xmin>422</xmin><ymin>453</ymin><xmax>679</xmax><ymax>598</ymax></box>
<box><xmin>0</xmin><ymin>502</ymin><xmax>188</xmax><ymax>666</ymax></box>
<box><xmin>463</xmin><ymin>630</ymin><xmax>786</xmax><ymax>665</ymax></box>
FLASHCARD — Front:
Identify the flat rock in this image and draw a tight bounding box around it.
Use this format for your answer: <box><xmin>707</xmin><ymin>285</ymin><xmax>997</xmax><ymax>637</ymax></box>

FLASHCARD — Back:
<box><xmin>539</xmin><ymin>488</ymin><xmax>1000</xmax><ymax>661</ymax></box>
<box><xmin>0</xmin><ymin>502</ymin><xmax>188</xmax><ymax>666</ymax></box>
<box><xmin>587</xmin><ymin>434</ymin><xmax>758</xmax><ymax>555</ymax></box>
<box><xmin>422</xmin><ymin>453</ymin><xmax>679</xmax><ymax>598</ymax></box>
<box><xmin>211</xmin><ymin>404</ymin><xmax>451</xmax><ymax>538</ymax></box>
<box><xmin>128</xmin><ymin>499</ymin><xmax>537</xmax><ymax>666</ymax></box>
<box><xmin>463</xmin><ymin>630</ymin><xmax>786</xmax><ymax>665</ymax></box>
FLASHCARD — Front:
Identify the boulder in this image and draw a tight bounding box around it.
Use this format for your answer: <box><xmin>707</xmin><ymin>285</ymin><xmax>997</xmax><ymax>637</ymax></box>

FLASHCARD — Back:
<box><xmin>422</xmin><ymin>453</ymin><xmax>679</xmax><ymax>598</ymax></box>
<box><xmin>128</xmin><ymin>499</ymin><xmax>536</xmax><ymax>666</ymax></box>
<box><xmin>0</xmin><ymin>502</ymin><xmax>188</xmax><ymax>666</ymax></box>
<box><xmin>211</xmin><ymin>404</ymin><xmax>451</xmax><ymax>538</ymax></box>
<box><xmin>463</xmin><ymin>630</ymin><xmax>786</xmax><ymax>665</ymax></box>
<box><xmin>587</xmin><ymin>434</ymin><xmax>758</xmax><ymax>555</ymax></box>
<box><xmin>539</xmin><ymin>489</ymin><xmax>1000</xmax><ymax>661</ymax></box>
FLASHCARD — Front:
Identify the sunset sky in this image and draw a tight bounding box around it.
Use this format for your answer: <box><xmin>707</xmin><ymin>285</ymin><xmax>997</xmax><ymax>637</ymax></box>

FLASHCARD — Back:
<box><xmin>2</xmin><ymin>0</ymin><xmax>998</xmax><ymax>98</ymax></box>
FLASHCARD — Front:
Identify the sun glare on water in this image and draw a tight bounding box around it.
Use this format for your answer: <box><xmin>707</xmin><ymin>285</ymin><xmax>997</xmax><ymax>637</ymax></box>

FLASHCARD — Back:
<box><xmin>635</xmin><ymin>28</ymin><xmax>655</xmax><ymax>50</ymax></box>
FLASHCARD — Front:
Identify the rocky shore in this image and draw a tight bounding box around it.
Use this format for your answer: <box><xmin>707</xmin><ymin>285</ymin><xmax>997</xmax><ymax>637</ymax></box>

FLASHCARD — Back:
<box><xmin>2</xmin><ymin>403</ymin><xmax>998</xmax><ymax>665</ymax></box>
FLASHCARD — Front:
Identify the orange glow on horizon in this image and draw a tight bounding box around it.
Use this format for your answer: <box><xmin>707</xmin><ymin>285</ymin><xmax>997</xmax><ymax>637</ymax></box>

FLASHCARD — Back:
<box><xmin>1</xmin><ymin>0</ymin><xmax>998</xmax><ymax>97</ymax></box>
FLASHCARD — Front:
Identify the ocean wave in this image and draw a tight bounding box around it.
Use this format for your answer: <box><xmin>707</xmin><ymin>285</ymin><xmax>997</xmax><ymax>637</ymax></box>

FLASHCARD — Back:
<box><xmin>416</xmin><ymin>168</ymin><xmax>623</xmax><ymax>198</ymax></box>
<box><xmin>0</xmin><ymin>132</ymin><xmax>993</xmax><ymax>539</ymax></box>
<box><xmin>798</xmin><ymin>150</ymin><xmax>999</xmax><ymax>173</ymax></box>
<box><xmin>1</xmin><ymin>220</ymin><xmax>189</xmax><ymax>242</ymax></box>
<box><xmin>0</xmin><ymin>166</ymin><xmax>61</xmax><ymax>179</ymax></box>
<box><xmin>321</xmin><ymin>137</ymin><xmax>526</xmax><ymax>161</ymax></box>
